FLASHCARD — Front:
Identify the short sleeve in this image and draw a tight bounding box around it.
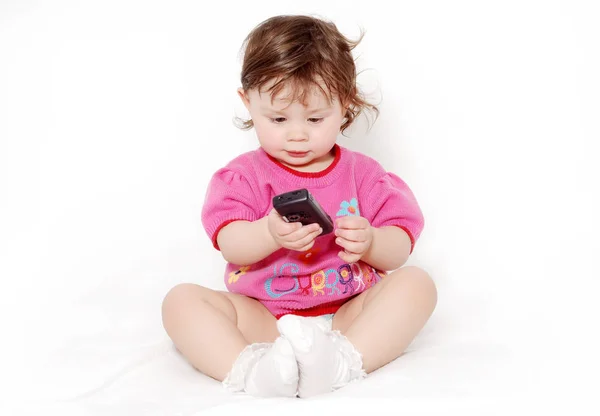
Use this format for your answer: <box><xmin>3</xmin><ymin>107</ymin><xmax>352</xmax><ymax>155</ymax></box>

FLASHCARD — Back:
<box><xmin>362</xmin><ymin>173</ymin><xmax>425</xmax><ymax>253</ymax></box>
<box><xmin>201</xmin><ymin>168</ymin><xmax>260</xmax><ymax>250</ymax></box>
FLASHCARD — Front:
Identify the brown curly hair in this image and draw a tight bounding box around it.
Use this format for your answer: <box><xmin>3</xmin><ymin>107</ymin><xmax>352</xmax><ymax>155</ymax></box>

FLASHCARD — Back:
<box><xmin>235</xmin><ymin>14</ymin><xmax>379</xmax><ymax>135</ymax></box>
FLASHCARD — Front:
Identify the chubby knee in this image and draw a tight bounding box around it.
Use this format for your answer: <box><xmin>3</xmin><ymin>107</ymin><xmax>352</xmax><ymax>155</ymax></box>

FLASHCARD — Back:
<box><xmin>161</xmin><ymin>283</ymin><xmax>207</xmax><ymax>326</ymax></box>
<box><xmin>392</xmin><ymin>266</ymin><xmax>438</xmax><ymax>308</ymax></box>
<box><xmin>161</xmin><ymin>283</ymin><xmax>237</xmax><ymax>330</ymax></box>
<box><xmin>163</xmin><ymin>283</ymin><xmax>196</xmax><ymax>310</ymax></box>
<box><xmin>407</xmin><ymin>266</ymin><xmax>437</xmax><ymax>307</ymax></box>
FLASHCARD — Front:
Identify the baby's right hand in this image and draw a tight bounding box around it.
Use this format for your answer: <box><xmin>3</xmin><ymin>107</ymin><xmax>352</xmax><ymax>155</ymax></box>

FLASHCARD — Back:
<box><xmin>267</xmin><ymin>208</ymin><xmax>323</xmax><ymax>251</ymax></box>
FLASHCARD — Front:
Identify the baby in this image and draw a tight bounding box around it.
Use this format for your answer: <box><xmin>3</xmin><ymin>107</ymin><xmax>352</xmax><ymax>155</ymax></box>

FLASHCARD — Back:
<box><xmin>162</xmin><ymin>14</ymin><xmax>437</xmax><ymax>398</ymax></box>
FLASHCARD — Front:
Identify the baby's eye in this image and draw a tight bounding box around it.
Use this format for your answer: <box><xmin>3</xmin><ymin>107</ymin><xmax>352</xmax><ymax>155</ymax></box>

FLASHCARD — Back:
<box><xmin>308</xmin><ymin>118</ymin><xmax>323</xmax><ymax>123</ymax></box>
<box><xmin>271</xmin><ymin>117</ymin><xmax>287</xmax><ymax>123</ymax></box>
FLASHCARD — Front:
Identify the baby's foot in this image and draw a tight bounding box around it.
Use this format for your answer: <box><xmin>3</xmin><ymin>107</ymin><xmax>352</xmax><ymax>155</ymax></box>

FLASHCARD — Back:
<box><xmin>223</xmin><ymin>337</ymin><xmax>298</xmax><ymax>397</ymax></box>
<box><xmin>276</xmin><ymin>314</ymin><xmax>366</xmax><ymax>398</ymax></box>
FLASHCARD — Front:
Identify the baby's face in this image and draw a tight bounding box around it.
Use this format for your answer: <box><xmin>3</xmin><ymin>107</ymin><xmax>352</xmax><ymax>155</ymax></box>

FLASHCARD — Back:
<box><xmin>239</xmin><ymin>80</ymin><xmax>345</xmax><ymax>172</ymax></box>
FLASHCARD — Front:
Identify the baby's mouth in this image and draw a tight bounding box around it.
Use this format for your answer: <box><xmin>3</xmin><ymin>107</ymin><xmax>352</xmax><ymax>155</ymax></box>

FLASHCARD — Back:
<box><xmin>287</xmin><ymin>151</ymin><xmax>309</xmax><ymax>158</ymax></box>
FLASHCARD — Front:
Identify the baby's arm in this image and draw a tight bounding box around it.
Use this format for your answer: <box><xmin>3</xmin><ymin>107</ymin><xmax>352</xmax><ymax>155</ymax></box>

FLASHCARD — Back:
<box><xmin>217</xmin><ymin>216</ymin><xmax>279</xmax><ymax>266</ymax></box>
<box><xmin>362</xmin><ymin>226</ymin><xmax>412</xmax><ymax>271</ymax></box>
<box><xmin>217</xmin><ymin>209</ymin><xmax>323</xmax><ymax>266</ymax></box>
<box><xmin>349</xmin><ymin>163</ymin><xmax>423</xmax><ymax>271</ymax></box>
<box><xmin>335</xmin><ymin>216</ymin><xmax>411</xmax><ymax>271</ymax></box>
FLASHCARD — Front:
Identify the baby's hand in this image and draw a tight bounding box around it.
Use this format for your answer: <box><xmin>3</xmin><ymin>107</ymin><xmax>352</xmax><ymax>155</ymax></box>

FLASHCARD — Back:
<box><xmin>334</xmin><ymin>216</ymin><xmax>374</xmax><ymax>263</ymax></box>
<box><xmin>267</xmin><ymin>208</ymin><xmax>323</xmax><ymax>251</ymax></box>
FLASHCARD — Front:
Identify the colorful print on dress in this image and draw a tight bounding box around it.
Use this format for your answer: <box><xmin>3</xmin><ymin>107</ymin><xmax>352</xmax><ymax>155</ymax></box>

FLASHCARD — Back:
<box><xmin>263</xmin><ymin>260</ymin><xmax>384</xmax><ymax>299</ymax></box>
<box><xmin>337</xmin><ymin>198</ymin><xmax>360</xmax><ymax>216</ymax></box>
<box><xmin>228</xmin><ymin>265</ymin><xmax>251</xmax><ymax>284</ymax></box>
<box><xmin>310</xmin><ymin>268</ymin><xmax>341</xmax><ymax>296</ymax></box>
<box><xmin>264</xmin><ymin>262</ymin><xmax>300</xmax><ymax>299</ymax></box>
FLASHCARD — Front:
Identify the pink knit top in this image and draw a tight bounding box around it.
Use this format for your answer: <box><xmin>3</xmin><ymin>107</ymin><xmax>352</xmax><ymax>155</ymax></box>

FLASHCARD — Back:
<box><xmin>201</xmin><ymin>145</ymin><xmax>424</xmax><ymax>318</ymax></box>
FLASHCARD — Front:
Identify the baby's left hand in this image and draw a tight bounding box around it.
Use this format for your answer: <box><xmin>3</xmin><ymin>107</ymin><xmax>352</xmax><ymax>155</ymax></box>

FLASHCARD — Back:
<box><xmin>334</xmin><ymin>216</ymin><xmax>374</xmax><ymax>263</ymax></box>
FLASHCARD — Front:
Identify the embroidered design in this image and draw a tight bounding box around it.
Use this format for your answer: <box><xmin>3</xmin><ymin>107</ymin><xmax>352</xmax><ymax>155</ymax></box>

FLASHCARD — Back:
<box><xmin>363</xmin><ymin>265</ymin><xmax>376</xmax><ymax>288</ymax></box>
<box><xmin>262</xmin><ymin>260</ymin><xmax>385</xmax><ymax>300</ymax></box>
<box><xmin>350</xmin><ymin>262</ymin><xmax>366</xmax><ymax>291</ymax></box>
<box><xmin>338</xmin><ymin>264</ymin><xmax>355</xmax><ymax>295</ymax></box>
<box><xmin>338</xmin><ymin>262</ymin><xmax>383</xmax><ymax>294</ymax></box>
<box><xmin>337</xmin><ymin>198</ymin><xmax>360</xmax><ymax>216</ymax></box>
<box><xmin>297</xmin><ymin>275</ymin><xmax>312</xmax><ymax>296</ymax></box>
<box><xmin>324</xmin><ymin>268</ymin><xmax>341</xmax><ymax>296</ymax></box>
<box><xmin>311</xmin><ymin>270</ymin><xmax>326</xmax><ymax>296</ymax></box>
<box><xmin>310</xmin><ymin>269</ymin><xmax>345</xmax><ymax>296</ymax></box>
<box><xmin>228</xmin><ymin>265</ymin><xmax>251</xmax><ymax>284</ymax></box>
<box><xmin>264</xmin><ymin>262</ymin><xmax>300</xmax><ymax>299</ymax></box>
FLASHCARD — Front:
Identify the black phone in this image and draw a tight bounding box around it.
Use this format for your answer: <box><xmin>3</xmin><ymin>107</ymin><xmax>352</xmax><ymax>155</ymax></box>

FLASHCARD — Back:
<box><xmin>272</xmin><ymin>188</ymin><xmax>334</xmax><ymax>235</ymax></box>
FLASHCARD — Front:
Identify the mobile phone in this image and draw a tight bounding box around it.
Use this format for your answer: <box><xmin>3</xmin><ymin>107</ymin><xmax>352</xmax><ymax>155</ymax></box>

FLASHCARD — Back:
<box><xmin>272</xmin><ymin>188</ymin><xmax>334</xmax><ymax>235</ymax></box>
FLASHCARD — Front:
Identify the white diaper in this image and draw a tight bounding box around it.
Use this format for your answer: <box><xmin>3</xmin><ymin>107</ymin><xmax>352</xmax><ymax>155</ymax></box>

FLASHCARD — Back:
<box><xmin>301</xmin><ymin>313</ymin><xmax>334</xmax><ymax>332</ymax></box>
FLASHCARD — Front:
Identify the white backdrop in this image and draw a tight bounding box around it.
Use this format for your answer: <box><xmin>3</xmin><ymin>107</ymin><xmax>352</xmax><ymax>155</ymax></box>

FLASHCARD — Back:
<box><xmin>1</xmin><ymin>0</ymin><xmax>599</xmax><ymax>413</ymax></box>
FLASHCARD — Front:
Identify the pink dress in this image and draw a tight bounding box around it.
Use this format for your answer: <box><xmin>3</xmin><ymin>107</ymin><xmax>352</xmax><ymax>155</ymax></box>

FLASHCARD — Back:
<box><xmin>201</xmin><ymin>144</ymin><xmax>424</xmax><ymax>318</ymax></box>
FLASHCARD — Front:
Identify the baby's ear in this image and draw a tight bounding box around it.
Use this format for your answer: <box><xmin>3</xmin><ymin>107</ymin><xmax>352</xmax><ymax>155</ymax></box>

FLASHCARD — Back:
<box><xmin>238</xmin><ymin>88</ymin><xmax>251</xmax><ymax>110</ymax></box>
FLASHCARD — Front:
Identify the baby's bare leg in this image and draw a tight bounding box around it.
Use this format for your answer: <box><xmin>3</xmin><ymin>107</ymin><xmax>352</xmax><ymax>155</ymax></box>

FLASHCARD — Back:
<box><xmin>161</xmin><ymin>283</ymin><xmax>279</xmax><ymax>381</ymax></box>
<box><xmin>333</xmin><ymin>266</ymin><xmax>438</xmax><ymax>373</ymax></box>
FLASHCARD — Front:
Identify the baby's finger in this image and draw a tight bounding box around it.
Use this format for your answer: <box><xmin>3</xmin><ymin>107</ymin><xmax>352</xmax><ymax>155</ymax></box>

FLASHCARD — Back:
<box><xmin>289</xmin><ymin>227</ymin><xmax>322</xmax><ymax>249</ymax></box>
<box><xmin>335</xmin><ymin>237</ymin><xmax>364</xmax><ymax>255</ymax></box>
<box><xmin>336</xmin><ymin>216</ymin><xmax>369</xmax><ymax>230</ymax></box>
<box><xmin>334</xmin><ymin>228</ymin><xmax>367</xmax><ymax>242</ymax></box>
<box><xmin>297</xmin><ymin>239</ymin><xmax>317</xmax><ymax>252</ymax></box>
<box><xmin>269</xmin><ymin>208</ymin><xmax>302</xmax><ymax>235</ymax></box>
<box><xmin>338</xmin><ymin>250</ymin><xmax>360</xmax><ymax>263</ymax></box>
<box><xmin>287</xmin><ymin>223</ymin><xmax>321</xmax><ymax>240</ymax></box>
<box><xmin>277</xmin><ymin>221</ymin><xmax>303</xmax><ymax>237</ymax></box>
